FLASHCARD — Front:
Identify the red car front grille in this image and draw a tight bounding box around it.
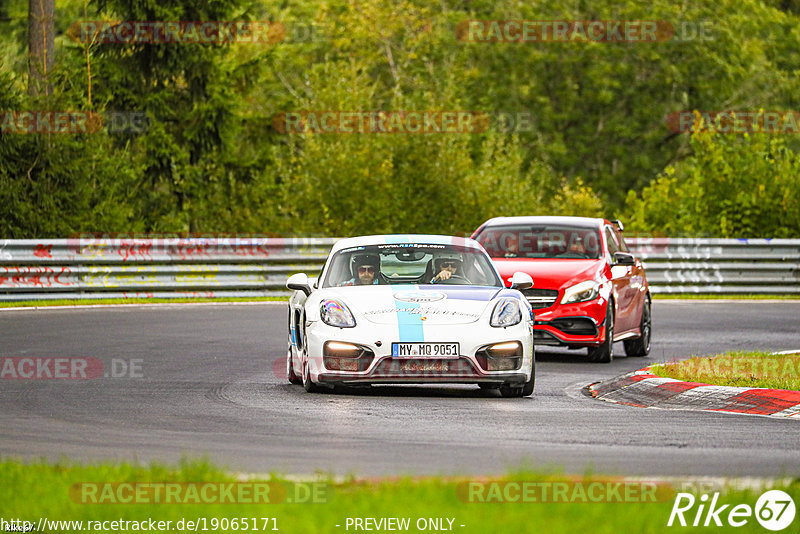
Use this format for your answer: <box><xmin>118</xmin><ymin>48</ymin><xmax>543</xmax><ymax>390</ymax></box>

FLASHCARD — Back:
<box><xmin>520</xmin><ymin>288</ymin><xmax>559</xmax><ymax>309</ymax></box>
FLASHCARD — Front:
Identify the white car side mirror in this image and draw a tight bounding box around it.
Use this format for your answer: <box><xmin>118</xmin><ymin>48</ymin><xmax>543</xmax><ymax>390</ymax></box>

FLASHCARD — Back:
<box><xmin>509</xmin><ymin>272</ymin><xmax>533</xmax><ymax>290</ymax></box>
<box><xmin>287</xmin><ymin>273</ymin><xmax>312</xmax><ymax>296</ymax></box>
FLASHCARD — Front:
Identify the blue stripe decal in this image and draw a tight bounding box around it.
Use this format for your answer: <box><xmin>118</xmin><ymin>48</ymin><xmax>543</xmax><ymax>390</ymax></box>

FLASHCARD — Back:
<box><xmin>394</xmin><ymin>286</ymin><xmax>424</xmax><ymax>343</ymax></box>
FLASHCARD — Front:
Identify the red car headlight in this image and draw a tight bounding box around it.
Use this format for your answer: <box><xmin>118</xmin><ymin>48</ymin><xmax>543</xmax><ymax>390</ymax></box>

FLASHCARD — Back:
<box><xmin>560</xmin><ymin>281</ymin><xmax>601</xmax><ymax>304</ymax></box>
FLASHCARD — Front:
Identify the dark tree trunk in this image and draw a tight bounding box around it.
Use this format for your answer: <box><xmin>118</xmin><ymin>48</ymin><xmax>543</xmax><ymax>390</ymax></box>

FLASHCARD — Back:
<box><xmin>0</xmin><ymin>2</ymin><xmax>11</xmax><ymax>22</ymax></box>
<box><xmin>28</xmin><ymin>0</ymin><xmax>54</xmax><ymax>96</ymax></box>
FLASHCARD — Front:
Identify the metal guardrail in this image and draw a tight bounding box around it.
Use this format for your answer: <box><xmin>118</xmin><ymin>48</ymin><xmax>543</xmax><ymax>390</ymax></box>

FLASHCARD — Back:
<box><xmin>0</xmin><ymin>237</ymin><xmax>797</xmax><ymax>300</ymax></box>
<box><xmin>0</xmin><ymin>237</ymin><xmax>336</xmax><ymax>301</ymax></box>
<box><xmin>626</xmin><ymin>238</ymin><xmax>800</xmax><ymax>294</ymax></box>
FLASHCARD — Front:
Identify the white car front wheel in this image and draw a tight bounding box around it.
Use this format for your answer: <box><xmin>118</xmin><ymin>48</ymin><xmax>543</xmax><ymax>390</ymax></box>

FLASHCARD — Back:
<box><xmin>499</xmin><ymin>358</ymin><xmax>535</xmax><ymax>398</ymax></box>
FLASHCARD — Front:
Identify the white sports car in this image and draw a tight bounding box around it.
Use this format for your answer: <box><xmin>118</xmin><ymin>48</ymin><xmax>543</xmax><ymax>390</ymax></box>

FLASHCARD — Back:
<box><xmin>285</xmin><ymin>235</ymin><xmax>536</xmax><ymax>397</ymax></box>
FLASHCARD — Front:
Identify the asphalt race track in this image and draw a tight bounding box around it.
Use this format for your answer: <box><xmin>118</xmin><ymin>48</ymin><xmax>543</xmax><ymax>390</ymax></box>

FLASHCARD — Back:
<box><xmin>1</xmin><ymin>301</ymin><xmax>799</xmax><ymax>477</ymax></box>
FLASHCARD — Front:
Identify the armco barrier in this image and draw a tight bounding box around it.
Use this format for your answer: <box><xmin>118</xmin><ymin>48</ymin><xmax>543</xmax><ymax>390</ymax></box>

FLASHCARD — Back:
<box><xmin>0</xmin><ymin>237</ymin><xmax>336</xmax><ymax>301</ymax></box>
<box><xmin>626</xmin><ymin>238</ymin><xmax>800</xmax><ymax>295</ymax></box>
<box><xmin>0</xmin><ymin>237</ymin><xmax>797</xmax><ymax>301</ymax></box>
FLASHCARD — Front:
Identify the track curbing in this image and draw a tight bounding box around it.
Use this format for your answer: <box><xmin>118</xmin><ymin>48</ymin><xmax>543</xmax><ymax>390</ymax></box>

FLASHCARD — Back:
<box><xmin>589</xmin><ymin>366</ymin><xmax>800</xmax><ymax>419</ymax></box>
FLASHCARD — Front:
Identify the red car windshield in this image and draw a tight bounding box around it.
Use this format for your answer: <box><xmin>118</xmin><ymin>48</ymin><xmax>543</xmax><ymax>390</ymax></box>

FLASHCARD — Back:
<box><xmin>475</xmin><ymin>225</ymin><xmax>603</xmax><ymax>260</ymax></box>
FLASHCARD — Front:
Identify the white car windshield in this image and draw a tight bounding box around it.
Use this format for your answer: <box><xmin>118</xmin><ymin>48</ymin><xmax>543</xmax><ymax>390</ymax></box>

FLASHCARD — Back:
<box><xmin>321</xmin><ymin>243</ymin><xmax>502</xmax><ymax>288</ymax></box>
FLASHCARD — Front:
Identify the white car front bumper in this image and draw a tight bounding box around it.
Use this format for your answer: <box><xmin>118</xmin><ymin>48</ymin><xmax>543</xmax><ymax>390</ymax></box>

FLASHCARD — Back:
<box><xmin>302</xmin><ymin>320</ymin><xmax>534</xmax><ymax>386</ymax></box>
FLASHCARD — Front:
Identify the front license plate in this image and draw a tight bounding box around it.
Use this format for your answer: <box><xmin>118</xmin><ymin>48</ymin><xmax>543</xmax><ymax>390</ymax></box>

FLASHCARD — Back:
<box><xmin>401</xmin><ymin>361</ymin><xmax>449</xmax><ymax>373</ymax></box>
<box><xmin>392</xmin><ymin>342</ymin><xmax>459</xmax><ymax>358</ymax></box>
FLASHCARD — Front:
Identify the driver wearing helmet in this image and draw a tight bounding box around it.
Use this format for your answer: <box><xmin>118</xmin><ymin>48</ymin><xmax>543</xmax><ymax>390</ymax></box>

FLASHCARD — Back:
<box><xmin>568</xmin><ymin>234</ymin><xmax>586</xmax><ymax>255</ymax></box>
<box><xmin>340</xmin><ymin>253</ymin><xmax>381</xmax><ymax>286</ymax></box>
<box><xmin>502</xmin><ymin>233</ymin><xmax>519</xmax><ymax>258</ymax></box>
<box><xmin>430</xmin><ymin>252</ymin><xmax>465</xmax><ymax>283</ymax></box>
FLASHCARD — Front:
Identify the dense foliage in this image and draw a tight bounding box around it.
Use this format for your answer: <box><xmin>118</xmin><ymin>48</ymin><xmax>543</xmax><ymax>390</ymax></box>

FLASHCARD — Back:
<box><xmin>1</xmin><ymin>0</ymin><xmax>799</xmax><ymax>237</ymax></box>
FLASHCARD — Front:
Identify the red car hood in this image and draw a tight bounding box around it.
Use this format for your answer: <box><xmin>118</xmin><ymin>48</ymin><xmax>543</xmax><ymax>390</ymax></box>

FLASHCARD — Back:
<box><xmin>493</xmin><ymin>258</ymin><xmax>602</xmax><ymax>290</ymax></box>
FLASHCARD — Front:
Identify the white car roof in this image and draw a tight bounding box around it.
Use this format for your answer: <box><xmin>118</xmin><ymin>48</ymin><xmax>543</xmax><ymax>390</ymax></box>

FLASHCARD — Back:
<box><xmin>330</xmin><ymin>234</ymin><xmax>486</xmax><ymax>253</ymax></box>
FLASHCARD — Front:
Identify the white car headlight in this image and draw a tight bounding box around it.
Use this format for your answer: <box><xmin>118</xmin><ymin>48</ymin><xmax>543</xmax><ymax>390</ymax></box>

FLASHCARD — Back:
<box><xmin>561</xmin><ymin>281</ymin><xmax>601</xmax><ymax>304</ymax></box>
<box><xmin>490</xmin><ymin>298</ymin><xmax>522</xmax><ymax>327</ymax></box>
<box><xmin>320</xmin><ymin>299</ymin><xmax>356</xmax><ymax>328</ymax></box>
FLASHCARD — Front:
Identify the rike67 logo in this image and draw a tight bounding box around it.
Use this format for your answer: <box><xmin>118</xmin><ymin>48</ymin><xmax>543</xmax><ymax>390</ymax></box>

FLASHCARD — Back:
<box><xmin>668</xmin><ymin>490</ymin><xmax>796</xmax><ymax>531</ymax></box>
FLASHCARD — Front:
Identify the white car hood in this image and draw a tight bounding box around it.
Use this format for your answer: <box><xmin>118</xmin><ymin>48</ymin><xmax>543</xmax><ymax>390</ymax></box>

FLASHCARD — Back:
<box><xmin>322</xmin><ymin>285</ymin><xmax>505</xmax><ymax>325</ymax></box>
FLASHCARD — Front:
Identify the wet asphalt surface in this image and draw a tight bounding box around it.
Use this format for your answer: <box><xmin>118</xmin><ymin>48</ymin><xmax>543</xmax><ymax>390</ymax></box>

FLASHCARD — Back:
<box><xmin>1</xmin><ymin>300</ymin><xmax>799</xmax><ymax>477</ymax></box>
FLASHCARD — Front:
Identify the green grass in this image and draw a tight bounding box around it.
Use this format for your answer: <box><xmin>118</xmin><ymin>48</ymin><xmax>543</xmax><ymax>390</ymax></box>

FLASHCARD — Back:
<box><xmin>651</xmin><ymin>351</ymin><xmax>800</xmax><ymax>390</ymax></box>
<box><xmin>1</xmin><ymin>458</ymin><xmax>798</xmax><ymax>533</ymax></box>
<box><xmin>0</xmin><ymin>297</ymin><xmax>288</xmax><ymax>308</ymax></box>
<box><xmin>653</xmin><ymin>294</ymin><xmax>800</xmax><ymax>300</ymax></box>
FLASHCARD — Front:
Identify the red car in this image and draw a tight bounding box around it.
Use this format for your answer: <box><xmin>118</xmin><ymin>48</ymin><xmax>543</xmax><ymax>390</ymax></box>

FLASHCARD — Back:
<box><xmin>472</xmin><ymin>216</ymin><xmax>651</xmax><ymax>362</ymax></box>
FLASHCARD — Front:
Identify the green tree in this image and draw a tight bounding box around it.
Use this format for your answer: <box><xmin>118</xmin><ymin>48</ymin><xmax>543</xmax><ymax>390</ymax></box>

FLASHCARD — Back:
<box><xmin>626</xmin><ymin>124</ymin><xmax>800</xmax><ymax>237</ymax></box>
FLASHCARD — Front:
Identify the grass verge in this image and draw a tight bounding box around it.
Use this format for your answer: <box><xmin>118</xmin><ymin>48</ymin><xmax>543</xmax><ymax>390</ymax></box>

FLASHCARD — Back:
<box><xmin>0</xmin><ymin>297</ymin><xmax>288</xmax><ymax>308</ymax></box>
<box><xmin>0</xmin><ymin>458</ymin><xmax>798</xmax><ymax>533</ymax></box>
<box><xmin>651</xmin><ymin>351</ymin><xmax>800</xmax><ymax>390</ymax></box>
